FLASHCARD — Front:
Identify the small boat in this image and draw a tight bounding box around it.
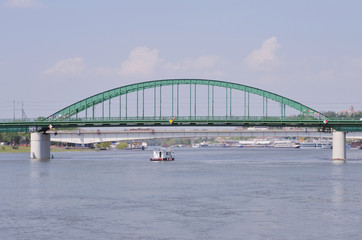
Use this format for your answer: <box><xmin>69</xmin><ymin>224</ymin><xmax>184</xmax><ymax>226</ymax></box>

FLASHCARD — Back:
<box><xmin>274</xmin><ymin>140</ymin><xmax>300</xmax><ymax>148</ymax></box>
<box><xmin>350</xmin><ymin>140</ymin><xmax>362</xmax><ymax>149</ymax></box>
<box><xmin>199</xmin><ymin>141</ymin><xmax>209</xmax><ymax>147</ymax></box>
<box><xmin>150</xmin><ymin>148</ymin><xmax>175</xmax><ymax>161</ymax></box>
<box><xmin>300</xmin><ymin>142</ymin><xmax>317</xmax><ymax>149</ymax></box>
<box><xmin>317</xmin><ymin>140</ymin><xmax>332</xmax><ymax>149</ymax></box>
<box><xmin>300</xmin><ymin>140</ymin><xmax>332</xmax><ymax>149</ymax></box>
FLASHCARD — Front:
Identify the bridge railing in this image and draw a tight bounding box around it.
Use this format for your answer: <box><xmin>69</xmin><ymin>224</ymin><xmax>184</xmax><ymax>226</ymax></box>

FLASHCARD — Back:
<box><xmin>44</xmin><ymin>115</ymin><xmax>322</xmax><ymax>123</ymax></box>
<box><xmin>2</xmin><ymin>116</ymin><xmax>359</xmax><ymax>124</ymax></box>
<box><xmin>328</xmin><ymin>117</ymin><xmax>362</xmax><ymax>121</ymax></box>
<box><xmin>0</xmin><ymin>115</ymin><xmax>324</xmax><ymax>123</ymax></box>
<box><xmin>0</xmin><ymin>118</ymin><xmax>35</xmax><ymax>123</ymax></box>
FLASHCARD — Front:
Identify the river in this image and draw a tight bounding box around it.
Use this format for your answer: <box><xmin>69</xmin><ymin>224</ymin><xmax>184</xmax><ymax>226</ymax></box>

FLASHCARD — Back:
<box><xmin>1</xmin><ymin>148</ymin><xmax>362</xmax><ymax>240</ymax></box>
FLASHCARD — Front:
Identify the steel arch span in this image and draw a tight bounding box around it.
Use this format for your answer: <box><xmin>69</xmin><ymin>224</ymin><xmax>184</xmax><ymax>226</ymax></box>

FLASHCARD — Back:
<box><xmin>47</xmin><ymin>79</ymin><xmax>325</xmax><ymax>121</ymax></box>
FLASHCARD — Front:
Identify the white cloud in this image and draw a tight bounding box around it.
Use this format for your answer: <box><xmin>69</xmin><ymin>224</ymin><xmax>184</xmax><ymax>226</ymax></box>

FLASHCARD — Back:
<box><xmin>5</xmin><ymin>0</ymin><xmax>42</xmax><ymax>8</ymax></box>
<box><xmin>43</xmin><ymin>48</ymin><xmax>223</xmax><ymax>80</ymax></box>
<box><xmin>117</xmin><ymin>47</ymin><xmax>161</xmax><ymax>76</ymax></box>
<box><xmin>165</xmin><ymin>55</ymin><xmax>221</xmax><ymax>71</ymax></box>
<box><xmin>96</xmin><ymin>47</ymin><xmax>161</xmax><ymax>77</ymax></box>
<box><xmin>42</xmin><ymin>57</ymin><xmax>85</xmax><ymax>76</ymax></box>
<box><xmin>244</xmin><ymin>37</ymin><xmax>281</xmax><ymax>71</ymax></box>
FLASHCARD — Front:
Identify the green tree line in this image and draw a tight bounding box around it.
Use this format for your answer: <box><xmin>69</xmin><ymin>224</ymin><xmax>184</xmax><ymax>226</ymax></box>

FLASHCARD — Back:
<box><xmin>322</xmin><ymin>111</ymin><xmax>362</xmax><ymax>118</ymax></box>
<box><xmin>0</xmin><ymin>132</ymin><xmax>30</xmax><ymax>145</ymax></box>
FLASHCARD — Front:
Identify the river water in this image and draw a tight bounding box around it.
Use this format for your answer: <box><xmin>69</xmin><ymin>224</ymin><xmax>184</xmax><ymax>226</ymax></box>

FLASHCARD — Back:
<box><xmin>1</xmin><ymin>148</ymin><xmax>362</xmax><ymax>240</ymax></box>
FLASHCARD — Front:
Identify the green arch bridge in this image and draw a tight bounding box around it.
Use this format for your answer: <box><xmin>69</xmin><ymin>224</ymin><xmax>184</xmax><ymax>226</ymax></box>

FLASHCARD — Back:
<box><xmin>1</xmin><ymin>79</ymin><xmax>361</xmax><ymax>133</ymax></box>
<box><xmin>1</xmin><ymin>79</ymin><xmax>361</xmax><ymax>161</ymax></box>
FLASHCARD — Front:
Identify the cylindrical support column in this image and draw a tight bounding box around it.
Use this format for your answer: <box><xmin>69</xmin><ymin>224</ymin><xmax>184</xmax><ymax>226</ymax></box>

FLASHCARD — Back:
<box><xmin>30</xmin><ymin>132</ymin><xmax>51</xmax><ymax>161</ymax></box>
<box><xmin>332</xmin><ymin>131</ymin><xmax>346</xmax><ymax>161</ymax></box>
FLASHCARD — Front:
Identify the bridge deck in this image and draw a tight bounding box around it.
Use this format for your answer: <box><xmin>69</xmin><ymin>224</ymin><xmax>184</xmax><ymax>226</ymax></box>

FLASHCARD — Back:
<box><xmin>1</xmin><ymin>117</ymin><xmax>362</xmax><ymax>132</ymax></box>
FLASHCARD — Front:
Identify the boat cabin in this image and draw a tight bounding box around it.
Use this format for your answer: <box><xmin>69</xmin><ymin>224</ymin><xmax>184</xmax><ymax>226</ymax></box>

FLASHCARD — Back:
<box><xmin>150</xmin><ymin>148</ymin><xmax>175</xmax><ymax>161</ymax></box>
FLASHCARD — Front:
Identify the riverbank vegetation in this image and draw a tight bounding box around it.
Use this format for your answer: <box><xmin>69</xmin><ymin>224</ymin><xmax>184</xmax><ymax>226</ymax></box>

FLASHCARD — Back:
<box><xmin>116</xmin><ymin>142</ymin><xmax>129</xmax><ymax>150</ymax></box>
<box><xmin>0</xmin><ymin>145</ymin><xmax>95</xmax><ymax>153</ymax></box>
<box><xmin>0</xmin><ymin>132</ymin><xmax>30</xmax><ymax>145</ymax></box>
<box><xmin>0</xmin><ymin>145</ymin><xmax>30</xmax><ymax>153</ymax></box>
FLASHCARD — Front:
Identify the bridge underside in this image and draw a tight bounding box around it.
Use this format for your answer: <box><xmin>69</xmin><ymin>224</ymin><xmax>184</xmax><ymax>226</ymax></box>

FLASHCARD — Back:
<box><xmin>51</xmin><ymin>129</ymin><xmax>337</xmax><ymax>144</ymax></box>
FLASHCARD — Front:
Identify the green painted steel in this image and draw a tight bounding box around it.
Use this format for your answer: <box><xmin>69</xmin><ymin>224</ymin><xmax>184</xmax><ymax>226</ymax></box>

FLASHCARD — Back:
<box><xmin>1</xmin><ymin>117</ymin><xmax>362</xmax><ymax>133</ymax></box>
<box><xmin>125</xmin><ymin>93</ymin><xmax>128</xmax><ymax>119</ymax></box>
<box><xmin>177</xmin><ymin>84</ymin><xmax>179</xmax><ymax>116</ymax></box>
<box><xmin>109</xmin><ymin>99</ymin><xmax>111</xmax><ymax>118</ymax></box>
<box><xmin>208</xmin><ymin>85</ymin><xmax>210</xmax><ymax>117</ymax></box>
<box><xmin>194</xmin><ymin>84</ymin><xmax>196</xmax><ymax>117</ymax></box>
<box><xmin>212</xmin><ymin>85</ymin><xmax>214</xmax><ymax>117</ymax></box>
<box><xmin>119</xmin><ymin>95</ymin><xmax>121</xmax><ymax>118</ymax></box>
<box><xmin>159</xmin><ymin>86</ymin><xmax>162</xmax><ymax>117</ymax></box>
<box><xmin>3</xmin><ymin>79</ymin><xmax>362</xmax><ymax>133</ymax></box>
<box><xmin>189</xmin><ymin>83</ymin><xmax>191</xmax><ymax>117</ymax></box>
<box><xmin>230</xmin><ymin>88</ymin><xmax>232</xmax><ymax>117</ymax></box>
<box><xmin>136</xmin><ymin>90</ymin><xmax>138</xmax><ymax>118</ymax></box>
<box><xmin>46</xmin><ymin>79</ymin><xmax>326</xmax><ymax>121</ymax></box>
<box><xmin>225</xmin><ymin>87</ymin><xmax>228</xmax><ymax>117</ymax></box>
<box><xmin>143</xmin><ymin>89</ymin><xmax>145</xmax><ymax>119</ymax></box>
<box><xmin>153</xmin><ymin>87</ymin><xmax>156</xmax><ymax>117</ymax></box>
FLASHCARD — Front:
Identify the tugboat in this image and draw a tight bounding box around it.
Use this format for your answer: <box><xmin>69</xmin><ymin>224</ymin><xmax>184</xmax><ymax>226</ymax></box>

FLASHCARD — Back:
<box><xmin>150</xmin><ymin>148</ymin><xmax>175</xmax><ymax>161</ymax></box>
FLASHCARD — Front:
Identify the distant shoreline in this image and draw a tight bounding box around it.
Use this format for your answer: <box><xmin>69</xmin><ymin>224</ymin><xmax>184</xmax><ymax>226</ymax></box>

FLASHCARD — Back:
<box><xmin>0</xmin><ymin>146</ymin><xmax>92</xmax><ymax>153</ymax></box>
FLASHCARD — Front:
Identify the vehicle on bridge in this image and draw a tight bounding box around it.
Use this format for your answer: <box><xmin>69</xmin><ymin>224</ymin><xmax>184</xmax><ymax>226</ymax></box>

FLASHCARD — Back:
<box><xmin>150</xmin><ymin>148</ymin><xmax>175</xmax><ymax>161</ymax></box>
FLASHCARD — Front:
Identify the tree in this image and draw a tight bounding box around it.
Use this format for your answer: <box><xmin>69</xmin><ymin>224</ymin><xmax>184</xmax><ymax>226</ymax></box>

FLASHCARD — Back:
<box><xmin>322</xmin><ymin>111</ymin><xmax>337</xmax><ymax>118</ymax></box>
<box><xmin>352</xmin><ymin>112</ymin><xmax>361</xmax><ymax>118</ymax></box>
<box><xmin>116</xmin><ymin>142</ymin><xmax>128</xmax><ymax>150</ymax></box>
<box><xmin>97</xmin><ymin>142</ymin><xmax>111</xmax><ymax>149</ymax></box>
<box><xmin>0</xmin><ymin>132</ymin><xmax>29</xmax><ymax>145</ymax></box>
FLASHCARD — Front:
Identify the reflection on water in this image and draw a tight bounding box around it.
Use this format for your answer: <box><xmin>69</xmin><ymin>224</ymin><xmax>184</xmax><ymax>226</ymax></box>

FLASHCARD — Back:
<box><xmin>30</xmin><ymin>161</ymin><xmax>50</xmax><ymax>179</ymax></box>
<box><xmin>331</xmin><ymin>165</ymin><xmax>345</xmax><ymax>206</ymax></box>
<box><xmin>0</xmin><ymin>149</ymin><xmax>362</xmax><ymax>240</ymax></box>
<box><xmin>29</xmin><ymin>162</ymin><xmax>51</xmax><ymax>209</ymax></box>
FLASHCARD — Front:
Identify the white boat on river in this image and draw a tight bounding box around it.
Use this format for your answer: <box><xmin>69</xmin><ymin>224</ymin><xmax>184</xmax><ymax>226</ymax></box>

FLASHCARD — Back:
<box><xmin>150</xmin><ymin>148</ymin><xmax>175</xmax><ymax>161</ymax></box>
<box><xmin>300</xmin><ymin>140</ymin><xmax>332</xmax><ymax>149</ymax></box>
<box><xmin>274</xmin><ymin>140</ymin><xmax>300</xmax><ymax>148</ymax></box>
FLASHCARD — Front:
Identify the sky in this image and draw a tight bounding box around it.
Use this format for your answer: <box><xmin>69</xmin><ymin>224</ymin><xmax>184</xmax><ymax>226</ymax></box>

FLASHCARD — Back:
<box><xmin>1</xmin><ymin>0</ymin><xmax>362</xmax><ymax>118</ymax></box>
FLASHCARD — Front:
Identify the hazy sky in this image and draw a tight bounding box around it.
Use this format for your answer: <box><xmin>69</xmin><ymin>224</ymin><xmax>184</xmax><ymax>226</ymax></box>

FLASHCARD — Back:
<box><xmin>1</xmin><ymin>0</ymin><xmax>362</xmax><ymax>118</ymax></box>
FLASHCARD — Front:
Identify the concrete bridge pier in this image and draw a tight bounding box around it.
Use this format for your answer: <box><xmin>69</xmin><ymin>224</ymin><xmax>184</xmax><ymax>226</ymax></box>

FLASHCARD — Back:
<box><xmin>30</xmin><ymin>132</ymin><xmax>51</xmax><ymax>161</ymax></box>
<box><xmin>332</xmin><ymin>131</ymin><xmax>346</xmax><ymax>162</ymax></box>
